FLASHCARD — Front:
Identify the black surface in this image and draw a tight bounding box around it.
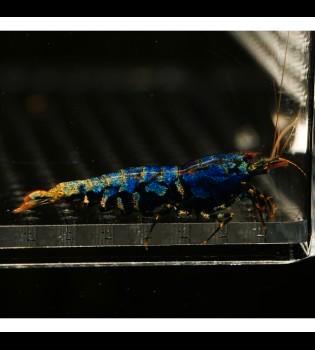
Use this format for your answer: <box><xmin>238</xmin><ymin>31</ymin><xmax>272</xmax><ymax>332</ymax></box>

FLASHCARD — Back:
<box><xmin>0</xmin><ymin>260</ymin><xmax>314</xmax><ymax>318</ymax></box>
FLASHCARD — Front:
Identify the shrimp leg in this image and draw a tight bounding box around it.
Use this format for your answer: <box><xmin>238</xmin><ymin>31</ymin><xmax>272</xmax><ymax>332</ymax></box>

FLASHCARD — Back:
<box><xmin>202</xmin><ymin>211</ymin><xmax>234</xmax><ymax>244</ymax></box>
<box><xmin>100</xmin><ymin>187</ymin><xmax>119</xmax><ymax>211</ymax></box>
<box><xmin>144</xmin><ymin>203</ymin><xmax>177</xmax><ymax>249</ymax></box>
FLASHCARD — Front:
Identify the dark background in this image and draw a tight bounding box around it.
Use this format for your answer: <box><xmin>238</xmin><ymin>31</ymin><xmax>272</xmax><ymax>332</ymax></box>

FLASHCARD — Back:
<box><xmin>0</xmin><ymin>32</ymin><xmax>313</xmax><ymax>317</ymax></box>
<box><xmin>0</xmin><ymin>261</ymin><xmax>315</xmax><ymax>317</ymax></box>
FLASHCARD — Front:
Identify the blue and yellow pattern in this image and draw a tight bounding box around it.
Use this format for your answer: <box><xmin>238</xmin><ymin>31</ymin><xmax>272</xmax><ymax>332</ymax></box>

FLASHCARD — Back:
<box><xmin>13</xmin><ymin>153</ymin><xmax>288</xmax><ymax>216</ymax></box>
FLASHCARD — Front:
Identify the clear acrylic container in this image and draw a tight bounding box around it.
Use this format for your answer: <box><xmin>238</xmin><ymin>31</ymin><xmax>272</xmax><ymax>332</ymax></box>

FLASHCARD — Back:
<box><xmin>0</xmin><ymin>31</ymin><xmax>313</xmax><ymax>267</ymax></box>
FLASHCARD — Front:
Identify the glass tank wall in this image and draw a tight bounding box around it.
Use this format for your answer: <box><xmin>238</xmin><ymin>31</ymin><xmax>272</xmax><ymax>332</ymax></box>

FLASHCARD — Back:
<box><xmin>0</xmin><ymin>31</ymin><xmax>313</xmax><ymax>267</ymax></box>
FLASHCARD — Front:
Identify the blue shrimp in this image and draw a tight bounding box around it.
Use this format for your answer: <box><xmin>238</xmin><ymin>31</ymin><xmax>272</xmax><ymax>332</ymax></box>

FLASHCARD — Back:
<box><xmin>14</xmin><ymin>151</ymin><xmax>302</xmax><ymax>243</ymax></box>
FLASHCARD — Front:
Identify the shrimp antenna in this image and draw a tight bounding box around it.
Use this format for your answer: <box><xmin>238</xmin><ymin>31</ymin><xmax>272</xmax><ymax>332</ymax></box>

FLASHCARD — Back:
<box><xmin>279</xmin><ymin>157</ymin><xmax>307</xmax><ymax>177</ymax></box>
<box><xmin>279</xmin><ymin>110</ymin><xmax>301</xmax><ymax>155</ymax></box>
<box><xmin>271</xmin><ymin>31</ymin><xmax>290</xmax><ymax>159</ymax></box>
<box><xmin>270</xmin><ymin>116</ymin><xmax>299</xmax><ymax>160</ymax></box>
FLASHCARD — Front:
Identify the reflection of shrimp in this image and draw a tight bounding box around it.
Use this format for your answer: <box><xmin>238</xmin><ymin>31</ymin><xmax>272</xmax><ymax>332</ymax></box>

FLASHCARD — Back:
<box><xmin>13</xmin><ymin>31</ymin><xmax>306</xmax><ymax>244</ymax></box>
